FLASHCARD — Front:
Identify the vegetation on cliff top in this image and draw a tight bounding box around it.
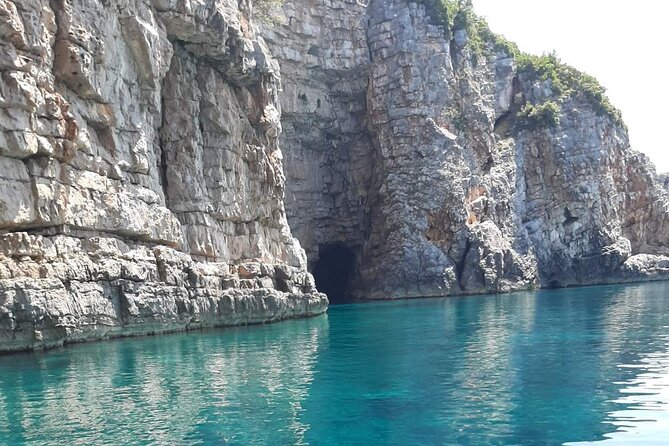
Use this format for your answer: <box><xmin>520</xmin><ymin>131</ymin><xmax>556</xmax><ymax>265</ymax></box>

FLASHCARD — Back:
<box><xmin>417</xmin><ymin>0</ymin><xmax>624</xmax><ymax>128</ymax></box>
<box><xmin>516</xmin><ymin>52</ymin><xmax>624</xmax><ymax>126</ymax></box>
<box><xmin>418</xmin><ymin>0</ymin><xmax>518</xmax><ymax>61</ymax></box>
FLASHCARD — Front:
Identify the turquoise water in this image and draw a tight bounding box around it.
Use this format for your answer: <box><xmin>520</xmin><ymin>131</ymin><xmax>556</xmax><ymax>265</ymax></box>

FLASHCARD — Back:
<box><xmin>1</xmin><ymin>282</ymin><xmax>669</xmax><ymax>445</ymax></box>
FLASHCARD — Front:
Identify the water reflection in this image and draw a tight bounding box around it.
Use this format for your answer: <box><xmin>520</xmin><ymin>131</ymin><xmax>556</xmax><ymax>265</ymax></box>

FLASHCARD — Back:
<box><xmin>0</xmin><ymin>316</ymin><xmax>328</xmax><ymax>445</ymax></box>
<box><xmin>0</xmin><ymin>282</ymin><xmax>668</xmax><ymax>445</ymax></box>
<box><xmin>569</xmin><ymin>332</ymin><xmax>669</xmax><ymax>445</ymax></box>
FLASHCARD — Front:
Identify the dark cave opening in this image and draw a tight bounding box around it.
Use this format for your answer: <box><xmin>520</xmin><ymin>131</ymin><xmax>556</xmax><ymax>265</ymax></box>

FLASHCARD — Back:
<box><xmin>312</xmin><ymin>243</ymin><xmax>356</xmax><ymax>304</ymax></box>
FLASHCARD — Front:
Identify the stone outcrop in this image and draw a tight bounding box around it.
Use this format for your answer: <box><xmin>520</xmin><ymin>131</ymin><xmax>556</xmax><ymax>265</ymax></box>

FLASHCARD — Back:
<box><xmin>0</xmin><ymin>0</ymin><xmax>326</xmax><ymax>352</ymax></box>
<box><xmin>262</xmin><ymin>0</ymin><xmax>669</xmax><ymax>299</ymax></box>
<box><xmin>0</xmin><ymin>231</ymin><xmax>324</xmax><ymax>352</ymax></box>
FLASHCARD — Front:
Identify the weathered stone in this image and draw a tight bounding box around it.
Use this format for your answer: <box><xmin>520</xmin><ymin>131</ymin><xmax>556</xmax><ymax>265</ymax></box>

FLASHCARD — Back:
<box><xmin>0</xmin><ymin>0</ymin><xmax>326</xmax><ymax>352</ymax></box>
<box><xmin>621</xmin><ymin>254</ymin><xmax>669</xmax><ymax>282</ymax></box>
<box><xmin>262</xmin><ymin>0</ymin><xmax>669</xmax><ymax>299</ymax></box>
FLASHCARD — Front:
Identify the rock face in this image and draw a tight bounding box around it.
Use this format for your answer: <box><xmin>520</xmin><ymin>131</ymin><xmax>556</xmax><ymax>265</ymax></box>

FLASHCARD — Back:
<box><xmin>262</xmin><ymin>0</ymin><xmax>669</xmax><ymax>299</ymax></box>
<box><xmin>0</xmin><ymin>0</ymin><xmax>667</xmax><ymax>352</ymax></box>
<box><xmin>0</xmin><ymin>0</ymin><xmax>326</xmax><ymax>352</ymax></box>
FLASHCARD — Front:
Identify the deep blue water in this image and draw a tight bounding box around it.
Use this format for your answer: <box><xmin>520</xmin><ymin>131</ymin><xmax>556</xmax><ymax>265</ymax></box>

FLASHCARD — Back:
<box><xmin>1</xmin><ymin>282</ymin><xmax>669</xmax><ymax>445</ymax></box>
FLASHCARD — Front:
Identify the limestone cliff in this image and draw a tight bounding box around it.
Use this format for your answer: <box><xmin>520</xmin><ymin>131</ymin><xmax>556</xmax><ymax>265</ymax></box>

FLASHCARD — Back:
<box><xmin>0</xmin><ymin>0</ymin><xmax>327</xmax><ymax>352</ymax></box>
<box><xmin>262</xmin><ymin>0</ymin><xmax>669</xmax><ymax>300</ymax></box>
<box><xmin>0</xmin><ymin>0</ymin><xmax>667</xmax><ymax>352</ymax></box>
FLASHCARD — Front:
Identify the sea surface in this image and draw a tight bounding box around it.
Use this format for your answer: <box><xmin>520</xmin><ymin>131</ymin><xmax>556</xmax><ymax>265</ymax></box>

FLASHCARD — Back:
<box><xmin>1</xmin><ymin>282</ymin><xmax>669</xmax><ymax>445</ymax></box>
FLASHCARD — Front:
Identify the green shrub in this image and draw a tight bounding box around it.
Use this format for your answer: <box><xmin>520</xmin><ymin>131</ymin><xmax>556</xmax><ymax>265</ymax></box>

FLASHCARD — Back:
<box><xmin>515</xmin><ymin>100</ymin><xmax>561</xmax><ymax>130</ymax></box>
<box><xmin>516</xmin><ymin>52</ymin><xmax>623</xmax><ymax>125</ymax></box>
<box><xmin>445</xmin><ymin>107</ymin><xmax>467</xmax><ymax>131</ymax></box>
<box><xmin>418</xmin><ymin>0</ymin><xmax>455</xmax><ymax>28</ymax></box>
<box><xmin>416</xmin><ymin>0</ymin><xmax>623</xmax><ymax>127</ymax></box>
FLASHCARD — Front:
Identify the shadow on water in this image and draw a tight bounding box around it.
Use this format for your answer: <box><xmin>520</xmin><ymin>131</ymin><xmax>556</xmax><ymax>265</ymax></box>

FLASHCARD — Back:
<box><xmin>0</xmin><ymin>282</ymin><xmax>668</xmax><ymax>445</ymax></box>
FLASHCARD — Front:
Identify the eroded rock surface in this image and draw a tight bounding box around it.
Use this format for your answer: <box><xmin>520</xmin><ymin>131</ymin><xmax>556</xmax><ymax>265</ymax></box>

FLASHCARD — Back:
<box><xmin>263</xmin><ymin>0</ymin><xmax>669</xmax><ymax>299</ymax></box>
<box><xmin>0</xmin><ymin>0</ymin><xmax>326</xmax><ymax>352</ymax></box>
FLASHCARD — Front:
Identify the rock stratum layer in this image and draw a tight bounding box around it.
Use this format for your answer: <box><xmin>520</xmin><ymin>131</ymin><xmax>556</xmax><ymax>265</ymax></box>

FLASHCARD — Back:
<box><xmin>0</xmin><ymin>0</ymin><xmax>668</xmax><ymax>351</ymax></box>
<box><xmin>0</xmin><ymin>0</ymin><xmax>326</xmax><ymax>352</ymax></box>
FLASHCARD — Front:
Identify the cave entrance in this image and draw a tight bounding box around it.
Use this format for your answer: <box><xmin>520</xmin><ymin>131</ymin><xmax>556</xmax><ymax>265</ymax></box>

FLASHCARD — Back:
<box><xmin>312</xmin><ymin>243</ymin><xmax>356</xmax><ymax>304</ymax></box>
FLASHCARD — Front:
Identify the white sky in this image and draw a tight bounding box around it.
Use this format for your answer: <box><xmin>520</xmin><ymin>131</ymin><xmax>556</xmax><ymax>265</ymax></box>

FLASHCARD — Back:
<box><xmin>472</xmin><ymin>0</ymin><xmax>668</xmax><ymax>173</ymax></box>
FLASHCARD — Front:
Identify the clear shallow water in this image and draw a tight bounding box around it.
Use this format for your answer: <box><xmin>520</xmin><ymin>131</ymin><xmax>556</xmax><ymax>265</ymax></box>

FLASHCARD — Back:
<box><xmin>1</xmin><ymin>282</ymin><xmax>669</xmax><ymax>445</ymax></box>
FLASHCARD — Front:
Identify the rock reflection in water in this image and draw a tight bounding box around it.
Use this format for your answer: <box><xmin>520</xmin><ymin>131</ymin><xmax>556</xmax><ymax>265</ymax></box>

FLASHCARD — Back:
<box><xmin>0</xmin><ymin>316</ymin><xmax>327</xmax><ymax>446</ymax></box>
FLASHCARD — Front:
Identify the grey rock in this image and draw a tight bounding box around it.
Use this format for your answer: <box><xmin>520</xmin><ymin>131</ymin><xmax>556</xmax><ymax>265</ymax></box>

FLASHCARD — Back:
<box><xmin>0</xmin><ymin>0</ymin><xmax>326</xmax><ymax>352</ymax></box>
<box><xmin>262</xmin><ymin>0</ymin><xmax>669</xmax><ymax>299</ymax></box>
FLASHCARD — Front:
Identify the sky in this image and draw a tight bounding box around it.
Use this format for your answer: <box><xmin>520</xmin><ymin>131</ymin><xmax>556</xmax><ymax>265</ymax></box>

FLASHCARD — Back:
<box><xmin>472</xmin><ymin>0</ymin><xmax>669</xmax><ymax>173</ymax></box>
